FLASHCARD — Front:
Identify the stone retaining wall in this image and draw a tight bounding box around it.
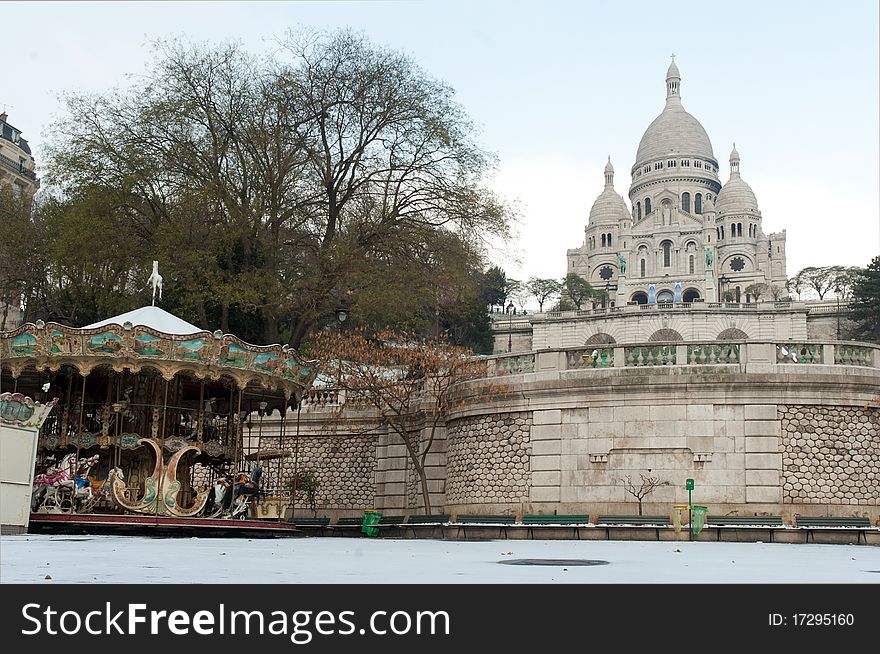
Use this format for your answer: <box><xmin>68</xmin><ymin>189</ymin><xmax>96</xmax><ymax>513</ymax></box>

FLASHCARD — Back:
<box><xmin>445</xmin><ymin>412</ymin><xmax>531</xmax><ymax>507</ymax></box>
<box><xmin>781</xmin><ymin>405</ymin><xmax>879</xmax><ymax>507</ymax></box>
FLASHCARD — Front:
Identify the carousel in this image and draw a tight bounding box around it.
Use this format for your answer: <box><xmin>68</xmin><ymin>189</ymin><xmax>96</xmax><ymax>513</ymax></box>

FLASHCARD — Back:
<box><xmin>0</xmin><ymin>273</ymin><xmax>318</xmax><ymax>535</ymax></box>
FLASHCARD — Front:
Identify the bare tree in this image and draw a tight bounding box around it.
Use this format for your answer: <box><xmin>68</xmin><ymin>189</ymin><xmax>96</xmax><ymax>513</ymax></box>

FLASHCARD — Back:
<box><xmin>620</xmin><ymin>473</ymin><xmax>670</xmax><ymax>515</ymax></box>
<box><xmin>311</xmin><ymin>327</ymin><xmax>490</xmax><ymax>514</ymax></box>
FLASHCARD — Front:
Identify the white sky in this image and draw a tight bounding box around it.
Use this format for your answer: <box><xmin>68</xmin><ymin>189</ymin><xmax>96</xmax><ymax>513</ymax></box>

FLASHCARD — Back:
<box><xmin>4</xmin><ymin>0</ymin><xmax>879</xmax><ymax>286</ymax></box>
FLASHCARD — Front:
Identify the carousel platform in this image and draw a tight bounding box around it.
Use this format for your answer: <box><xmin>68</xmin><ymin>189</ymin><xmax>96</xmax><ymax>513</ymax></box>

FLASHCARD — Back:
<box><xmin>28</xmin><ymin>512</ymin><xmax>300</xmax><ymax>538</ymax></box>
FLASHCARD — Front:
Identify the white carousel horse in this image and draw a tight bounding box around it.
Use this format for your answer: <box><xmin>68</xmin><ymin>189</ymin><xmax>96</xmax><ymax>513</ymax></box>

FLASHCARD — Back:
<box><xmin>32</xmin><ymin>453</ymin><xmax>100</xmax><ymax>513</ymax></box>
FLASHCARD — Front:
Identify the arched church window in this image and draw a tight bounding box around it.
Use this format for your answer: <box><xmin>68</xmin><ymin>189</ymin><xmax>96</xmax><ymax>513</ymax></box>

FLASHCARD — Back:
<box><xmin>637</xmin><ymin>202</ymin><xmax>641</xmax><ymax>220</ymax></box>
<box><xmin>681</xmin><ymin>192</ymin><xmax>691</xmax><ymax>213</ymax></box>
<box><xmin>695</xmin><ymin>193</ymin><xmax>702</xmax><ymax>214</ymax></box>
<box><xmin>689</xmin><ymin>255</ymin><xmax>695</xmax><ymax>274</ymax></box>
<box><xmin>738</xmin><ymin>223</ymin><xmax>743</xmax><ymax>237</ymax></box>
<box><xmin>720</xmin><ymin>225</ymin><xmax>725</xmax><ymax>239</ymax></box>
<box><xmin>607</xmin><ymin>233</ymin><xmax>612</xmax><ymax>247</ymax></box>
<box><xmin>735</xmin><ymin>286</ymin><xmax>741</xmax><ymax>303</ymax></box>
<box><xmin>640</xmin><ymin>259</ymin><xmax>646</xmax><ymax>278</ymax></box>
<box><xmin>645</xmin><ymin>198</ymin><xmax>652</xmax><ymax>214</ymax></box>
<box><xmin>661</xmin><ymin>240</ymin><xmax>672</xmax><ymax>267</ymax></box>
<box><xmin>601</xmin><ymin>234</ymin><xmax>606</xmax><ymax>248</ymax></box>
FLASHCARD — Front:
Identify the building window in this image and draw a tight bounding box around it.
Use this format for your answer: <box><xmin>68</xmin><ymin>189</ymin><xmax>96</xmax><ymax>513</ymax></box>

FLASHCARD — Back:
<box><xmin>695</xmin><ymin>193</ymin><xmax>702</xmax><ymax>214</ymax></box>
<box><xmin>682</xmin><ymin>159</ymin><xmax>690</xmax><ymax>167</ymax></box>
<box><xmin>654</xmin><ymin>162</ymin><xmax>663</xmax><ymax>170</ymax></box>
<box><xmin>689</xmin><ymin>255</ymin><xmax>695</xmax><ymax>274</ymax></box>
<box><xmin>607</xmin><ymin>233</ymin><xmax>612</xmax><ymax>247</ymax></box>
<box><xmin>720</xmin><ymin>225</ymin><xmax>725</xmax><ymax>239</ymax></box>
<box><xmin>637</xmin><ymin>202</ymin><xmax>642</xmax><ymax>220</ymax></box>
<box><xmin>644</xmin><ymin>166</ymin><xmax>650</xmax><ymax>174</ymax></box>
<box><xmin>599</xmin><ymin>266</ymin><xmax>614</xmax><ymax>280</ymax></box>
<box><xmin>681</xmin><ymin>192</ymin><xmax>691</xmax><ymax>213</ymax></box>
<box><xmin>730</xmin><ymin>256</ymin><xmax>746</xmax><ymax>272</ymax></box>
<box><xmin>645</xmin><ymin>198</ymin><xmax>652</xmax><ymax>214</ymax></box>
<box><xmin>601</xmin><ymin>234</ymin><xmax>606</xmax><ymax>247</ymax></box>
<box><xmin>668</xmin><ymin>160</ymin><xmax>676</xmax><ymax>168</ymax></box>
<box><xmin>662</xmin><ymin>240</ymin><xmax>672</xmax><ymax>267</ymax></box>
<box><xmin>640</xmin><ymin>259</ymin><xmax>646</xmax><ymax>278</ymax></box>
<box><xmin>735</xmin><ymin>286</ymin><xmax>741</xmax><ymax>302</ymax></box>
<box><xmin>695</xmin><ymin>161</ymin><xmax>703</xmax><ymax>168</ymax></box>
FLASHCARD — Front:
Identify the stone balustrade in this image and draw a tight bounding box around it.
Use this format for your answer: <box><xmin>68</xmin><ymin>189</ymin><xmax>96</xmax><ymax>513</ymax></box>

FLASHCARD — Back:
<box><xmin>483</xmin><ymin>340</ymin><xmax>880</xmax><ymax>376</ymax></box>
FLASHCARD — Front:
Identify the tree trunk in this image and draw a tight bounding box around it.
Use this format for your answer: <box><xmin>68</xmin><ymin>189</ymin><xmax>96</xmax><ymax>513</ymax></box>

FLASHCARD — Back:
<box><xmin>411</xmin><ymin>457</ymin><xmax>433</xmax><ymax>516</ymax></box>
<box><xmin>638</xmin><ymin>500</ymin><xmax>643</xmax><ymax>516</ymax></box>
<box><xmin>220</xmin><ymin>302</ymin><xmax>230</xmax><ymax>334</ymax></box>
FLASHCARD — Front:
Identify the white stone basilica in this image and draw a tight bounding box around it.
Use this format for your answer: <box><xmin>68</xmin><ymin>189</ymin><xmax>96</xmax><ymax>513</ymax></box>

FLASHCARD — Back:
<box><xmin>567</xmin><ymin>59</ymin><xmax>788</xmax><ymax>305</ymax></box>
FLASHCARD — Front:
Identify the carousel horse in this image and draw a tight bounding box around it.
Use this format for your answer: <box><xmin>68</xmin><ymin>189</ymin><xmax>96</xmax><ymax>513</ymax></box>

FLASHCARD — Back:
<box><xmin>215</xmin><ymin>465</ymin><xmax>263</xmax><ymax>519</ymax></box>
<box><xmin>32</xmin><ymin>453</ymin><xmax>100</xmax><ymax>513</ymax></box>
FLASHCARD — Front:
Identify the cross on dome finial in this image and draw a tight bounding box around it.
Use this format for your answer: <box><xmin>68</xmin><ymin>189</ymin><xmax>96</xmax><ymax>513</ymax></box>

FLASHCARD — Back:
<box><xmin>671</xmin><ymin>52</ymin><xmax>675</xmax><ymax>61</ymax></box>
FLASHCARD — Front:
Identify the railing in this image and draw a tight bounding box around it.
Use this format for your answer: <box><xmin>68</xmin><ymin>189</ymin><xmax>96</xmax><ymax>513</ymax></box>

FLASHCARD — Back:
<box><xmin>485</xmin><ymin>340</ymin><xmax>878</xmax><ymax>376</ymax></box>
<box><xmin>624</xmin><ymin>344</ymin><xmax>676</xmax><ymax>366</ymax></box>
<box><xmin>834</xmin><ymin>344</ymin><xmax>873</xmax><ymax>367</ymax></box>
<box><xmin>775</xmin><ymin>343</ymin><xmax>822</xmax><ymax>364</ymax></box>
<box><xmin>687</xmin><ymin>343</ymin><xmax>740</xmax><ymax>364</ymax></box>
<box><xmin>0</xmin><ymin>152</ymin><xmax>37</xmax><ymax>180</ymax></box>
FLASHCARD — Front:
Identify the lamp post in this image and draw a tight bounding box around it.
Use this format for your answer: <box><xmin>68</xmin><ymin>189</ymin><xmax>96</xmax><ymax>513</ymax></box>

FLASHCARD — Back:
<box><xmin>506</xmin><ymin>302</ymin><xmax>515</xmax><ymax>353</ymax></box>
<box><xmin>834</xmin><ymin>285</ymin><xmax>841</xmax><ymax>340</ymax></box>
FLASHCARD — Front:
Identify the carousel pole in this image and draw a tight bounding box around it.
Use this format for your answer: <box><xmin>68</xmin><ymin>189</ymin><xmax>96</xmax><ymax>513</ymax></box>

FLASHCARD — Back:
<box><xmin>73</xmin><ymin>373</ymin><xmax>87</xmax><ymax>511</ymax></box>
<box><xmin>158</xmin><ymin>377</ymin><xmax>169</xmax><ymax>515</ymax></box>
<box><xmin>292</xmin><ymin>397</ymin><xmax>301</xmax><ymax>521</ymax></box>
<box><xmin>278</xmin><ymin>398</ymin><xmax>287</xmax><ymax>523</ymax></box>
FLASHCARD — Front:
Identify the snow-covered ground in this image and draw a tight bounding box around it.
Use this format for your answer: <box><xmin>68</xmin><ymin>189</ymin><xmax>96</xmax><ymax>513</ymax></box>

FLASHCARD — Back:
<box><xmin>1</xmin><ymin>535</ymin><xmax>878</xmax><ymax>583</ymax></box>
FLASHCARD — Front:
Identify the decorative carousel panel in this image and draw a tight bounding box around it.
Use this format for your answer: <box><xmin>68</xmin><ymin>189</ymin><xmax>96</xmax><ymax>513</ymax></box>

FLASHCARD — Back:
<box><xmin>253</xmin><ymin>352</ymin><xmax>282</xmax><ymax>374</ymax></box>
<box><xmin>174</xmin><ymin>337</ymin><xmax>213</xmax><ymax>363</ymax></box>
<box><xmin>85</xmin><ymin>330</ymin><xmax>123</xmax><ymax>356</ymax></box>
<box><xmin>118</xmin><ymin>433</ymin><xmax>142</xmax><ymax>449</ymax></box>
<box><xmin>9</xmin><ymin>330</ymin><xmax>38</xmax><ymax>357</ymax></box>
<box><xmin>72</xmin><ymin>432</ymin><xmax>99</xmax><ymax>449</ymax></box>
<box><xmin>0</xmin><ymin>392</ymin><xmax>36</xmax><ymax>423</ymax></box>
<box><xmin>47</xmin><ymin>329</ymin><xmax>76</xmax><ymax>355</ymax></box>
<box><xmin>219</xmin><ymin>341</ymin><xmax>252</xmax><ymax>368</ymax></box>
<box><xmin>132</xmin><ymin>327</ymin><xmax>172</xmax><ymax>358</ymax></box>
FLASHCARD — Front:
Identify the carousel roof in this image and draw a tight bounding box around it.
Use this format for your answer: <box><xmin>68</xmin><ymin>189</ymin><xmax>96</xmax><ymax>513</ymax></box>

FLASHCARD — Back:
<box><xmin>83</xmin><ymin>306</ymin><xmax>202</xmax><ymax>335</ymax></box>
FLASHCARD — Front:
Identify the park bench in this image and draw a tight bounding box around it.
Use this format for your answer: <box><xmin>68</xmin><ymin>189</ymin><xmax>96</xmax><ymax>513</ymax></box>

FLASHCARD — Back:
<box><xmin>327</xmin><ymin>516</ymin><xmax>364</xmax><ymax>536</ymax></box>
<box><xmin>597</xmin><ymin>515</ymin><xmax>669</xmax><ymax>525</ymax></box>
<box><xmin>374</xmin><ymin>515</ymin><xmax>406</xmax><ymax>535</ymax></box>
<box><xmin>287</xmin><ymin>517</ymin><xmax>330</xmax><ymax>528</ymax></box>
<box><xmin>795</xmin><ymin>516</ymin><xmax>874</xmax><ymax>544</ymax></box>
<box><xmin>522</xmin><ymin>515</ymin><xmax>592</xmax><ymax>524</ymax></box>
<box><xmin>406</xmin><ymin>514</ymin><xmax>450</xmax><ymax>524</ymax></box>
<box><xmin>452</xmin><ymin>514</ymin><xmax>516</xmax><ymax>539</ymax></box>
<box><xmin>521</xmin><ymin>514</ymin><xmax>593</xmax><ymax>539</ymax></box>
<box><xmin>403</xmin><ymin>515</ymin><xmax>450</xmax><ymax>538</ymax></box>
<box><xmin>707</xmin><ymin>515</ymin><xmax>783</xmax><ymax>526</ymax></box>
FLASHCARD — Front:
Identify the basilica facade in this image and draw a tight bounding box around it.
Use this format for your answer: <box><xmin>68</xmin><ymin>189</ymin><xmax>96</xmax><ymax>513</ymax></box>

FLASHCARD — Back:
<box><xmin>567</xmin><ymin>60</ymin><xmax>788</xmax><ymax>305</ymax></box>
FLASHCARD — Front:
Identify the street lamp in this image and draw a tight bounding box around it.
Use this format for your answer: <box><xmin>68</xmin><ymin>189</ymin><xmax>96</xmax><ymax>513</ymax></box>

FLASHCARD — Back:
<box><xmin>834</xmin><ymin>285</ymin><xmax>841</xmax><ymax>340</ymax></box>
<box><xmin>506</xmin><ymin>302</ymin><xmax>515</xmax><ymax>353</ymax></box>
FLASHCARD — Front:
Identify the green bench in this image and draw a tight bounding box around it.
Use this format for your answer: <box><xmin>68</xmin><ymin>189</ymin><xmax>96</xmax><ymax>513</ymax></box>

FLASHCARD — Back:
<box><xmin>406</xmin><ymin>515</ymin><xmax>450</xmax><ymax>524</ymax></box>
<box><xmin>795</xmin><ymin>516</ymin><xmax>871</xmax><ymax>528</ymax></box>
<box><xmin>287</xmin><ymin>517</ymin><xmax>330</xmax><ymax>527</ymax></box>
<box><xmin>597</xmin><ymin>515</ymin><xmax>669</xmax><ymax>525</ymax></box>
<box><xmin>329</xmin><ymin>517</ymin><xmax>364</xmax><ymax>535</ymax></box>
<box><xmin>796</xmin><ymin>516</ymin><xmax>874</xmax><ymax>544</ymax></box>
<box><xmin>455</xmin><ymin>514</ymin><xmax>517</xmax><ymax>523</ymax></box>
<box><xmin>522</xmin><ymin>515</ymin><xmax>592</xmax><ymax>524</ymax></box>
<box><xmin>374</xmin><ymin>516</ymin><xmax>405</xmax><ymax>534</ymax></box>
<box><xmin>707</xmin><ymin>515</ymin><xmax>783</xmax><ymax>526</ymax></box>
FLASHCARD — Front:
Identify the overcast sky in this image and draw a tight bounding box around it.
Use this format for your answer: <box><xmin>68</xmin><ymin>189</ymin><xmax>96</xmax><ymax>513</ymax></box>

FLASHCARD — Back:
<box><xmin>5</xmin><ymin>0</ymin><xmax>879</xmax><ymax>285</ymax></box>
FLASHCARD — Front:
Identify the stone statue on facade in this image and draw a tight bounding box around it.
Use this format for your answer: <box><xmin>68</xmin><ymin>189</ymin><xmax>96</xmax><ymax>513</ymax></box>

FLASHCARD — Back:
<box><xmin>673</xmin><ymin>281</ymin><xmax>682</xmax><ymax>303</ymax></box>
<box><xmin>619</xmin><ymin>255</ymin><xmax>627</xmax><ymax>275</ymax></box>
<box><xmin>705</xmin><ymin>248</ymin><xmax>713</xmax><ymax>269</ymax></box>
<box><xmin>648</xmin><ymin>284</ymin><xmax>656</xmax><ymax>304</ymax></box>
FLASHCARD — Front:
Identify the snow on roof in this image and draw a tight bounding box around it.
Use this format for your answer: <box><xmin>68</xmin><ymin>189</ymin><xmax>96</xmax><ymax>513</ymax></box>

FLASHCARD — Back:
<box><xmin>82</xmin><ymin>306</ymin><xmax>203</xmax><ymax>335</ymax></box>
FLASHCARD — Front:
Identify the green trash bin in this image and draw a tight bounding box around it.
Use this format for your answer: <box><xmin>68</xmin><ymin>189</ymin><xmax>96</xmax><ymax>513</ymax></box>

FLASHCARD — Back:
<box><xmin>690</xmin><ymin>505</ymin><xmax>708</xmax><ymax>535</ymax></box>
<box><xmin>362</xmin><ymin>510</ymin><xmax>382</xmax><ymax>537</ymax></box>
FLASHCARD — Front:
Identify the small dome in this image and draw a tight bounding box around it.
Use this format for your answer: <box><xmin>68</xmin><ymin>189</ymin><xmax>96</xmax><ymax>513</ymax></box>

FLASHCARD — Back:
<box><xmin>716</xmin><ymin>175</ymin><xmax>758</xmax><ymax>214</ymax></box>
<box><xmin>589</xmin><ymin>187</ymin><xmax>629</xmax><ymax>225</ymax></box>
<box><xmin>666</xmin><ymin>60</ymin><xmax>681</xmax><ymax>80</ymax></box>
<box><xmin>730</xmin><ymin>143</ymin><xmax>740</xmax><ymax>162</ymax></box>
<box><xmin>604</xmin><ymin>157</ymin><xmax>614</xmax><ymax>173</ymax></box>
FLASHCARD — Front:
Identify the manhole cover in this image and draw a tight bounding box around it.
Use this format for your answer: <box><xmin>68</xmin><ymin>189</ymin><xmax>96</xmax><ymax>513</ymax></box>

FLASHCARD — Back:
<box><xmin>498</xmin><ymin>559</ymin><xmax>610</xmax><ymax>566</ymax></box>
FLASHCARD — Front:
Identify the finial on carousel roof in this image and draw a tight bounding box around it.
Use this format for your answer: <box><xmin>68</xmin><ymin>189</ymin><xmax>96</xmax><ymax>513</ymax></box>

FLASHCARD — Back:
<box><xmin>147</xmin><ymin>261</ymin><xmax>163</xmax><ymax>306</ymax></box>
<box><xmin>604</xmin><ymin>156</ymin><xmax>614</xmax><ymax>187</ymax></box>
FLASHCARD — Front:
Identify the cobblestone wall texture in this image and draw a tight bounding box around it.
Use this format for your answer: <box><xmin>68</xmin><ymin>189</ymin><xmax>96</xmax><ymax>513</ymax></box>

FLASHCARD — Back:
<box><xmin>446</xmin><ymin>412</ymin><xmax>531</xmax><ymax>505</ymax></box>
<box><xmin>780</xmin><ymin>405</ymin><xmax>880</xmax><ymax>506</ymax></box>
<box><xmin>270</xmin><ymin>435</ymin><xmax>377</xmax><ymax>510</ymax></box>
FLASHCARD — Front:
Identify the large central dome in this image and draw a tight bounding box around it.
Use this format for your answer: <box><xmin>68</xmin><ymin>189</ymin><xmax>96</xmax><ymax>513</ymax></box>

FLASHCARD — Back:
<box><xmin>634</xmin><ymin>61</ymin><xmax>715</xmax><ymax>166</ymax></box>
